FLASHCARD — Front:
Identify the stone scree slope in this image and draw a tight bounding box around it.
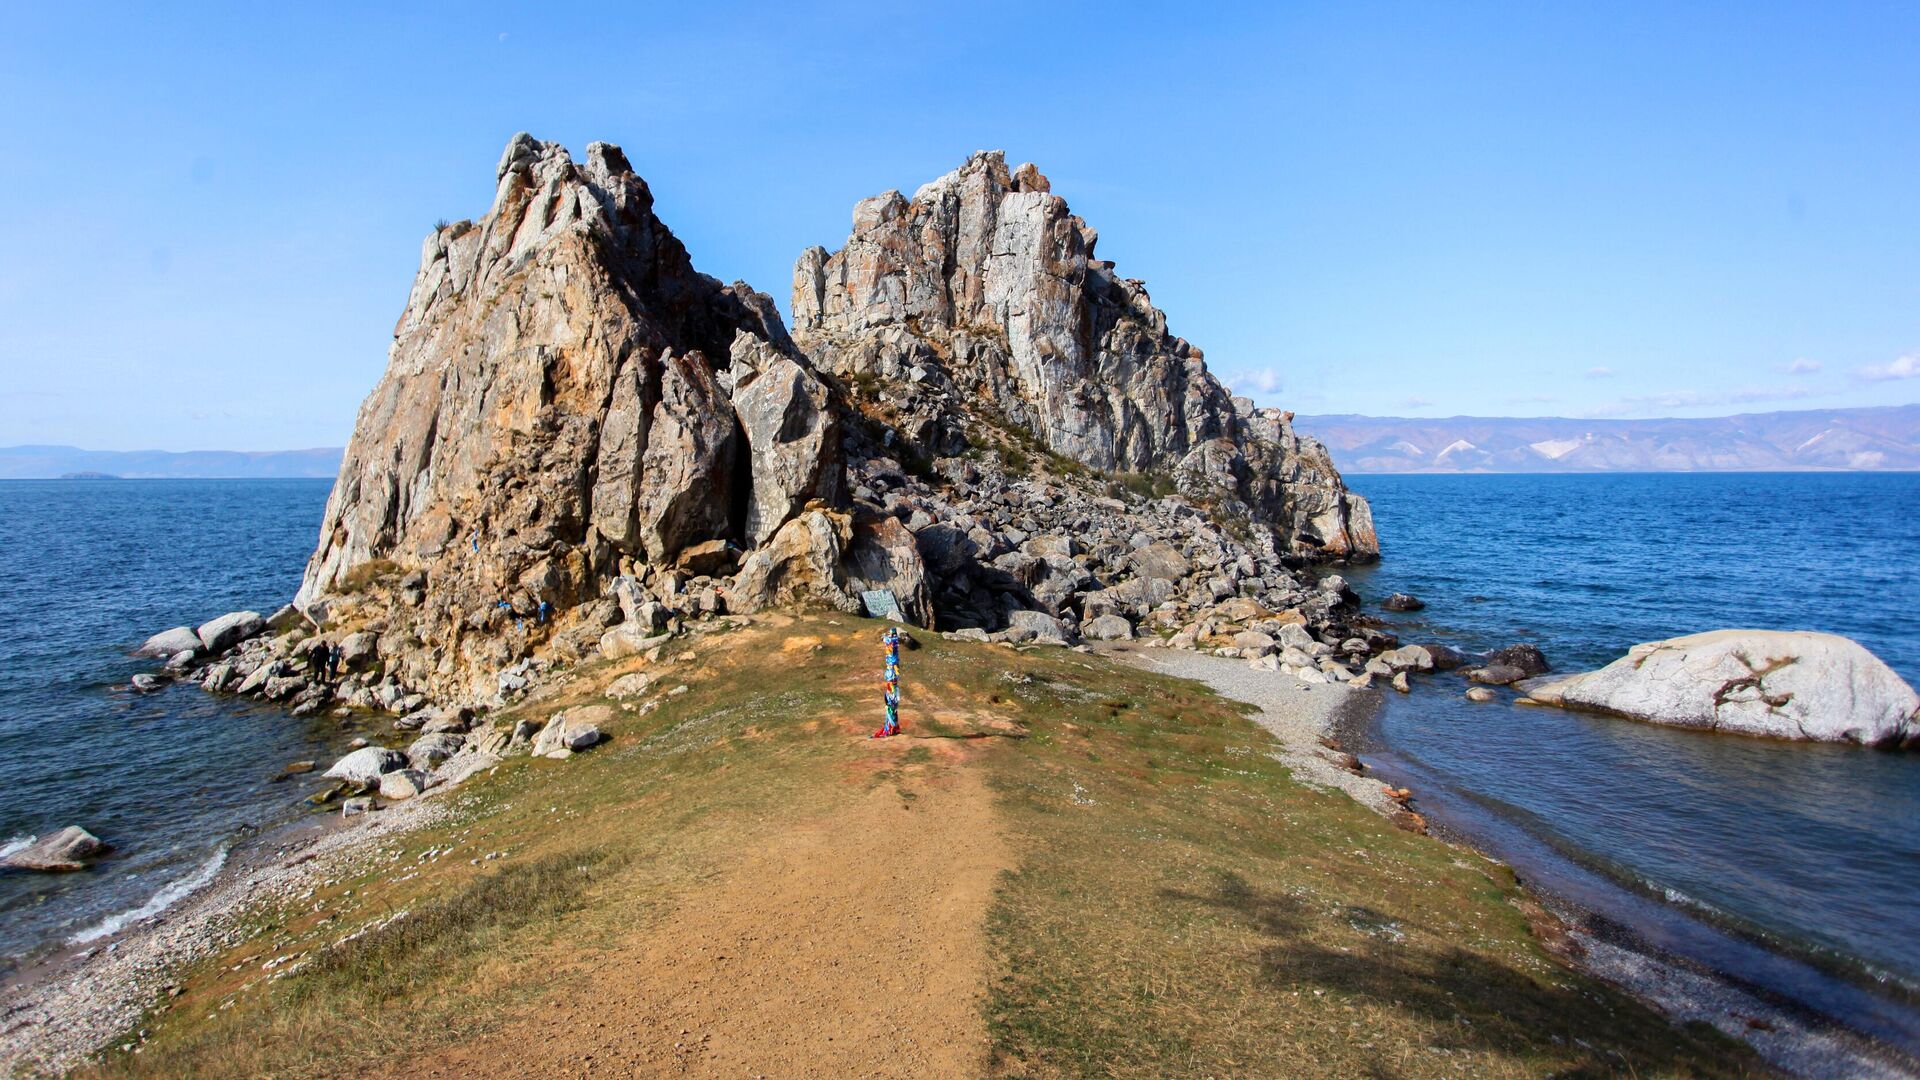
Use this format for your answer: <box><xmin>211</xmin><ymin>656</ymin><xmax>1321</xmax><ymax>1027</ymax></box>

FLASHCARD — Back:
<box><xmin>291</xmin><ymin>136</ymin><xmax>1378</xmax><ymax>700</ymax></box>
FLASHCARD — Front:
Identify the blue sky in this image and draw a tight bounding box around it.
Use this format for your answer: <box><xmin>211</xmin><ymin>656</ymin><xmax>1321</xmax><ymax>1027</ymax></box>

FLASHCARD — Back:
<box><xmin>2</xmin><ymin>2</ymin><xmax>1916</xmax><ymax>450</ymax></box>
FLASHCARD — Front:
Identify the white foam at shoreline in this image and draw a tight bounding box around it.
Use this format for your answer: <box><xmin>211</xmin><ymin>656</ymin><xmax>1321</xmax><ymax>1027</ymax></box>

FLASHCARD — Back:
<box><xmin>1</xmin><ymin>835</ymin><xmax>34</xmax><ymax>860</ymax></box>
<box><xmin>68</xmin><ymin>846</ymin><xmax>229</xmax><ymax>946</ymax></box>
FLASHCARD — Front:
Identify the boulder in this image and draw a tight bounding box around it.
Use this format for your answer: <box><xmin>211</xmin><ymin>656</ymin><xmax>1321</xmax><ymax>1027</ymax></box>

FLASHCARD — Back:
<box><xmin>1466</xmin><ymin>665</ymin><xmax>1529</xmax><ymax>686</ymax></box>
<box><xmin>607</xmin><ymin>672</ymin><xmax>653</xmax><ymax>698</ymax></box>
<box><xmin>1083</xmin><ymin>614</ymin><xmax>1135</xmax><ymax>641</ymax></box>
<box><xmin>1382</xmin><ymin>593</ymin><xmax>1425</xmax><ymax>612</ymax></box>
<box><xmin>674</xmin><ymin>539</ymin><xmax>738</xmax><ymax>579</ymax></box>
<box><xmin>1525</xmin><ymin>630</ymin><xmax>1919</xmax><ymax>745</ymax></box>
<box><xmin>1232</xmin><ymin>630</ymin><xmax>1276</xmax><ymax>655</ymax></box>
<box><xmin>998</xmin><ymin>610</ymin><xmax>1076</xmax><ymax>646</ymax></box>
<box><xmin>1466</xmin><ymin>687</ymin><xmax>1497</xmax><ymax>703</ymax></box>
<box><xmin>431</xmin><ymin>749</ymin><xmax>502</xmax><ymax>787</ymax></box>
<box><xmin>1487</xmin><ymin>644</ymin><xmax>1550</xmax><ymax>677</ymax></box>
<box><xmin>1375</xmin><ymin>645</ymin><xmax>1435</xmax><ymax>675</ymax></box>
<box><xmin>532</xmin><ymin>706</ymin><xmax>610</xmax><ymax>756</ymax></box>
<box><xmin>406</xmin><ymin>732</ymin><xmax>467</xmax><ymax>770</ymax></box>
<box><xmin>135</xmin><ymin>627</ymin><xmax>201</xmax><ymax>658</ymax></box>
<box><xmin>729</xmin><ymin>509</ymin><xmax>862</xmax><ymax>616</ymax></box>
<box><xmin>843</xmin><ymin>513</ymin><xmax>936</xmax><ymax>628</ymax></box>
<box><xmin>1128</xmin><ymin>542</ymin><xmax>1190</xmax><ymax>584</ymax></box>
<box><xmin>2</xmin><ymin>827</ymin><xmax>111</xmax><ymax>872</ymax></box>
<box><xmin>378</xmin><ymin>769</ymin><xmax>429</xmax><ymax>800</ymax></box>
<box><xmin>337</xmin><ymin>631</ymin><xmax>378</xmax><ymax>670</ymax></box>
<box><xmin>600</xmin><ymin>628</ymin><xmax>672</xmax><ymax>660</ymax></box>
<box><xmin>195</xmin><ymin>611</ymin><xmax>265</xmax><ymax>654</ymax></box>
<box><xmin>323</xmin><ymin>746</ymin><xmax>408</xmax><ymax>785</ymax></box>
<box><xmin>730</xmin><ymin>338</ymin><xmax>843</xmax><ymax>547</ymax></box>
<box><xmin>129</xmin><ymin>673</ymin><xmax>167</xmax><ymax>693</ymax></box>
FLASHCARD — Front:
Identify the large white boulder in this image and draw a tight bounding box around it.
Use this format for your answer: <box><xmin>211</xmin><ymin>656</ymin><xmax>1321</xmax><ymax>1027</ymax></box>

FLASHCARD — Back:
<box><xmin>135</xmin><ymin>627</ymin><xmax>201</xmax><ymax>658</ymax></box>
<box><xmin>1524</xmin><ymin>630</ymin><xmax>1918</xmax><ymax>746</ymax></box>
<box><xmin>195</xmin><ymin>611</ymin><xmax>265</xmax><ymax>654</ymax></box>
<box><xmin>323</xmin><ymin>746</ymin><xmax>408</xmax><ymax>784</ymax></box>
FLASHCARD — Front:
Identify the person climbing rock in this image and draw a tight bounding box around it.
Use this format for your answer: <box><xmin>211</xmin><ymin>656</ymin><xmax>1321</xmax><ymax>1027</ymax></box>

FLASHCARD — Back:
<box><xmin>308</xmin><ymin>638</ymin><xmax>331</xmax><ymax>676</ymax></box>
<box><xmin>326</xmin><ymin>642</ymin><xmax>342</xmax><ymax>680</ymax></box>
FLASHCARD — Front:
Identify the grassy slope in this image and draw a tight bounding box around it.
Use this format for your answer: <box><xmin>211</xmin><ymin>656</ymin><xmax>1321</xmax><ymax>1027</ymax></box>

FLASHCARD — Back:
<box><xmin>84</xmin><ymin>615</ymin><xmax>1761</xmax><ymax>1078</ymax></box>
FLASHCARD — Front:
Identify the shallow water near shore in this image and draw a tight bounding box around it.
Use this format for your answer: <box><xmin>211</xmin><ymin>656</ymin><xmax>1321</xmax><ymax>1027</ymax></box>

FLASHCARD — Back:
<box><xmin>0</xmin><ymin>479</ymin><xmax>340</xmax><ymax>971</ymax></box>
<box><xmin>1342</xmin><ymin>472</ymin><xmax>1920</xmax><ymax>1056</ymax></box>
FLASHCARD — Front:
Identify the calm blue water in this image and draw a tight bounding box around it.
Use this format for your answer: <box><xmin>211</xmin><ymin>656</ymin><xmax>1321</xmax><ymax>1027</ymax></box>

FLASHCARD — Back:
<box><xmin>0</xmin><ymin>479</ymin><xmax>339</xmax><ymax>970</ymax></box>
<box><xmin>1344</xmin><ymin>474</ymin><xmax>1920</xmax><ymax>1041</ymax></box>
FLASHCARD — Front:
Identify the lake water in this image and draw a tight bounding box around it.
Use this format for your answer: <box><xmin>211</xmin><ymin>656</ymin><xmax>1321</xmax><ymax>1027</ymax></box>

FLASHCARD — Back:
<box><xmin>1342</xmin><ymin>472</ymin><xmax>1920</xmax><ymax>1052</ymax></box>
<box><xmin>0</xmin><ymin>479</ymin><xmax>338</xmax><ymax>972</ymax></box>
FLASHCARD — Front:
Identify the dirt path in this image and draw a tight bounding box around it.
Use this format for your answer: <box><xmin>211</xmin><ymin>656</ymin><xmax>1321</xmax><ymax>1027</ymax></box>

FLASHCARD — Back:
<box><xmin>392</xmin><ymin>744</ymin><xmax>1009</xmax><ymax>1079</ymax></box>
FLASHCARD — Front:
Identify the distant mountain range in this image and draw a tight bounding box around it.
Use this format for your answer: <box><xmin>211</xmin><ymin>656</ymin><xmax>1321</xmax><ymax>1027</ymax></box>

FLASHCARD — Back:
<box><xmin>7</xmin><ymin>403</ymin><xmax>1919</xmax><ymax>479</ymax></box>
<box><xmin>0</xmin><ymin>445</ymin><xmax>343</xmax><ymax>479</ymax></box>
<box><xmin>1295</xmin><ymin>405</ymin><xmax>1920</xmax><ymax>473</ymax></box>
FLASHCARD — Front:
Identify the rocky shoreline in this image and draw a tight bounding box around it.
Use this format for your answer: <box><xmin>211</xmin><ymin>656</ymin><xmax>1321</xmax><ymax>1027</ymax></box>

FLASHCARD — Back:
<box><xmin>0</xmin><ymin>791</ymin><xmax>452</xmax><ymax>1075</ymax></box>
<box><xmin>1143</xmin><ymin>649</ymin><xmax>1920</xmax><ymax>1079</ymax></box>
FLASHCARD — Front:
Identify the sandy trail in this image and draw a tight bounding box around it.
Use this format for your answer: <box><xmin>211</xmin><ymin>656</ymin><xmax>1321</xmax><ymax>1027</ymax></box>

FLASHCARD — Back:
<box><xmin>391</xmin><ymin>746</ymin><xmax>1008</xmax><ymax>1079</ymax></box>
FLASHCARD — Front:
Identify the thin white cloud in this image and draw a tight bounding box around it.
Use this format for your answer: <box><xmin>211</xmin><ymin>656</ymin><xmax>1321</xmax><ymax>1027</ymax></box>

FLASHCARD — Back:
<box><xmin>1222</xmin><ymin>368</ymin><xmax>1283</xmax><ymax>395</ymax></box>
<box><xmin>1783</xmin><ymin>358</ymin><xmax>1822</xmax><ymax>375</ymax></box>
<box><xmin>1398</xmin><ymin>395</ymin><xmax>1435</xmax><ymax>409</ymax></box>
<box><xmin>1585</xmin><ymin>366</ymin><xmax>1616</xmax><ymax>379</ymax></box>
<box><xmin>1854</xmin><ymin>354</ymin><xmax>1920</xmax><ymax>382</ymax></box>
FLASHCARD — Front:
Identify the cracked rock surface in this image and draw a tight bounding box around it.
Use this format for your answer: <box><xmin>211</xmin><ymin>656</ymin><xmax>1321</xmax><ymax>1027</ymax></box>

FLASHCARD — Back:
<box><xmin>1523</xmin><ymin>630</ymin><xmax>1919</xmax><ymax>745</ymax></box>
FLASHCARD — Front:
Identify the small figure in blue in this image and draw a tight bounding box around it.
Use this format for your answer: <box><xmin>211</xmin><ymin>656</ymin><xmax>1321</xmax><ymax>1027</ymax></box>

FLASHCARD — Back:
<box><xmin>537</xmin><ymin>600</ymin><xmax>552</xmax><ymax>625</ymax></box>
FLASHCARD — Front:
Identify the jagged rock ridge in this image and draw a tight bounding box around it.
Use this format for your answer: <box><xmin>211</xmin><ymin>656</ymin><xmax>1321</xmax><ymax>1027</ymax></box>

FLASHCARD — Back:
<box><xmin>297</xmin><ymin>134</ymin><xmax>846</xmax><ymax>696</ymax></box>
<box><xmin>290</xmin><ymin>137</ymin><xmax>1381</xmax><ymax>702</ymax></box>
<box><xmin>791</xmin><ymin>150</ymin><xmax>1375</xmax><ymax>560</ymax></box>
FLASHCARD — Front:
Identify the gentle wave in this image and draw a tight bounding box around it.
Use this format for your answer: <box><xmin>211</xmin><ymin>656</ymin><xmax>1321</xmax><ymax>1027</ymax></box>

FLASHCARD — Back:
<box><xmin>69</xmin><ymin>846</ymin><xmax>228</xmax><ymax>945</ymax></box>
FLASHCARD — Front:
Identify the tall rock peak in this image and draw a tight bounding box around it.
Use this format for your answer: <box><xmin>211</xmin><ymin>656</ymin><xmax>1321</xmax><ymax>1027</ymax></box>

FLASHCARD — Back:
<box><xmin>298</xmin><ymin>135</ymin><xmax>843</xmax><ymax>697</ymax></box>
<box><xmin>791</xmin><ymin>150</ymin><xmax>1376</xmax><ymax>561</ymax></box>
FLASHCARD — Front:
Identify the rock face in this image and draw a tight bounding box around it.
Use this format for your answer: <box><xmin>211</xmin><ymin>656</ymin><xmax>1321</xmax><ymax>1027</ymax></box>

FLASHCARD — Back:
<box><xmin>294</xmin><ymin>134</ymin><xmax>840</xmax><ymax>697</ymax></box>
<box><xmin>791</xmin><ymin>150</ymin><xmax>1376</xmax><ymax>561</ymax></box>
<box><xmin>282</xmin><ymin>136</ymin><xmax>1379</xmax><ymax>700</ymax></box>
<box><xmin>1524</xmin><ymin>630</ymin><xmax>1919</xmax><ymax>746</ymax></box>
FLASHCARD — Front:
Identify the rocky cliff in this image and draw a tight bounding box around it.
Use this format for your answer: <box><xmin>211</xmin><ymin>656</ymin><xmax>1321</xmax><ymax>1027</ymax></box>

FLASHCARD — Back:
<box><xmin>282</xmin><ymin>137</ymin><xmax>1381</xmax><ymax>704</ymax></box>
<box><xmin>296</xmin><ymin>135</ymin><xmax>846</xmax><ymax>697</ymax></box>
<box><xmin>791</xmin><ymin>151</ymin><xmax>1375</xmax><ymax>560</ymax></box>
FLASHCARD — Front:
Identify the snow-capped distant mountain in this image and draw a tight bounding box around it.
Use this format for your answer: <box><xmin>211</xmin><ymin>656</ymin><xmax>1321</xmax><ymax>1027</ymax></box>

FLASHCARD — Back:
<box><xmin>1294</xmin><ymin>405</ymin><xmax>1920</xmax><ymax>473</ymax></box>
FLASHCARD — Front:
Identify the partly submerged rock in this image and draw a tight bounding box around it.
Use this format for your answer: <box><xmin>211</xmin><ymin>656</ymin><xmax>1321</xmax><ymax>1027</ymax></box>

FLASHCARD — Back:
<box><xmin>195</xmin><ymin>611</ymin><xmax>265</xmax><ymax>655</ymax></box>
<box><xmin>135</xmin><ymin>627</ymin><xmax>201</xmax><ymax>658</ymax></box>
<box><xmin>1524</xmin><ymin>630</ymin><xmax>1918</xmax><ymax>746</ymax></box>
<box><xmin>1487</xmin><ymin>643</ymin><xmax>1550</xmax><ymax>677</ymax></box>
<box><xmin>1</xmin><ymin>827</ymin><xmax>111</xmax><ymax>872</ymax></box>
